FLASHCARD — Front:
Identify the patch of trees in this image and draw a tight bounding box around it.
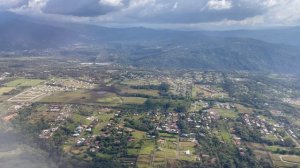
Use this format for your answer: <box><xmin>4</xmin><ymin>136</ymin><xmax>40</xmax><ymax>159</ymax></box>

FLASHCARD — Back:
<box><xmin>130</xmin><ymin>82</ymin><xmax>170</xmax><ymax>92</ymax></box>
<box><xmin>196</xmin><ymin>134</ymin><xmax>257</xmax><ymax>168</ymax></box>
<box><xmin>94</xmin><ymin>129</ymin><xmax>129</xmax><ymax>157</ymax></box>
<box><xmin>234</xmin><ymin>122</ymin><xmax>262</xmax><ymax>142</ymax></box>
<box><xmin>264</xmin><ymin>137</ymin><xmax>296</xmax><ymax>147</ymax></box>
<box><xmin>90</xmin><ymin>158</ymin><xmax>125</xmax><ymax>168</ymax></box>
<box><xmin>274</xmin><ymin>148</ymin><xmax>300</xmax><ymax>156</ymax></box>
<box><xmin>143</xmin><ymin>98</ymin><xmax>190</xmax><ymax>113</ymax></box>
<box><xmin>124</xmin><ymin>117</ymin><xmax>155</xmax><ymax>132</ymax></box>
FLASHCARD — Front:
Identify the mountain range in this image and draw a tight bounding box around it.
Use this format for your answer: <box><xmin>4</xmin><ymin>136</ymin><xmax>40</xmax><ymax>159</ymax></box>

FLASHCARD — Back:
<box><xmin>1</xmin><ymin>11</ymin><xmax>300</xmax><ymax>74</ymax></box>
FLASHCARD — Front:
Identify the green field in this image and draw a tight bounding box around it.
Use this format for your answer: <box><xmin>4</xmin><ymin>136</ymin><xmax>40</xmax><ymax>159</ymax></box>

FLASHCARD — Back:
<box><xmin>118</xmin><ymin>86</ymin><xmax>159</xmax><ymax>97</ymax></box>
<box><xmin>0</xmin><ymin>87</ymin><xmax>15</xmax><ymax>95</ymax></box>
<box><xmin>235</xmin><ymin>104</ymin><xmax>253</xmax><ymax>113</ymax></box>
<box><xmin>265</xmin><ymin>145</ymin><xmax>289</xmax><ymax>152</ymax></box>
<box><xmin>40</xmin><ymin>90</ymin><xmax>92</xmax><ymax>103</ymax></box>
<box><xmin>5</xmin><ymin>79</ymin><xmax>44</xmax><ymax>87</ymax></box>
<box><xmin>214</xmin><ymin>108</ymin><xmax>238</xmax><ymax>119</ymax></box>
<box><xmin>92</xmin><ymin>112</ymin><xmax>115</xmax><ymax>134</ymax></box>
<box><xmin>263</xmin><ymin>134</ymin><xmax>279</xmax><ymax>142</ymax></box>
<box><xmin>281</xmin><ymin>155</ymin><xmax>300</xmax><ymax>164</ymax></box>
<box><xmin>97</xmin><ymin>96</ymin><xmax>123</xmax><ymax>105</ymax></box>
<box><xmin>140</xmin><ymin>140</ymin><xmax>155</xmax><ymax>155</ymax></box>
<box><xmin>121</xmin><ymin>79</ymin><xmax>160</xmax><ymax>86</ymax></box>
<box><xmin>132</xmin><ymin>130</ymin><xmax>146</xmax><ymax>139</ymax></box>
<box><xmin>121</xmin><ymin>97</ymin><xmax>146</xmax><ymax>105</ymax></box>
<box><xmin>271</xmin><ymin>154</ymin><xmax>299</xmax><ymax>168</ymax></box>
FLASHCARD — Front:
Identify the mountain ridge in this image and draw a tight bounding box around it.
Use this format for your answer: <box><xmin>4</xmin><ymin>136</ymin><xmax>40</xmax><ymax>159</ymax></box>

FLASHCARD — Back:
<box><xmin>1</xmin><ymin>11</ymin><xmax>300</xmax><ymax>74</ymax></box>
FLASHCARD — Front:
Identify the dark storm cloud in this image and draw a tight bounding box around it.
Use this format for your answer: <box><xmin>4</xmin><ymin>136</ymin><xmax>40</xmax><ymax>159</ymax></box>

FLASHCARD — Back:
<box><xmin>3</xmin><ymin>0</ymin><xmax>300</xmax><ymax>29</ymax></box>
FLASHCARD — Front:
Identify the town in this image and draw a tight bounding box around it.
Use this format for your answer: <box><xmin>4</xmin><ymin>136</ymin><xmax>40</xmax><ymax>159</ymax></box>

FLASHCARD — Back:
<box><xmin>0</xmin><ymin>56</ymin><xmax>300</xmax><ymax>168</ymax></box>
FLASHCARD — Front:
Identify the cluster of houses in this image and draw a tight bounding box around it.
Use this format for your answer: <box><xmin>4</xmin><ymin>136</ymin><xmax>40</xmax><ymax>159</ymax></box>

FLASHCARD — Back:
<box><xmin>230</xmin><ymin>131</ymin><xmax>246</xmax><ymax>156</ymax></box>
<box><xmin>0</xmin><ymin>72</ymin><xmax>10</xmax><ymax>81</ymax></box>
<box><xmin>48</xmin><ymin>78</ymin><xmax>94</xmax><ymax>90</ymax></box>
<box><xmin>167</xmin><ymin>77</ymin><xmax>192</xmax><ymax>97</ymax></box>
<box><xmin>288</xmin><ymin>129</ymin><xmax>299</xmax><ymax>140</ymax></box>
<box><xmin>157</xmin><ymin>112</ymin><xmax>179</xmax><ymax>134</ymax></box>
<box><xmin>39</xmin><ymin>105</ymin><xmax>70</xmax><ymax>139</ymax></box>
<box><xmin>242</xmin><ymin>114</ymin><xmax>285</xmax><ymax>142</ymax></box>
<box><xmin>215</xmin><ymin>102</ymin><xmax>235</xmax><ymax>110</ymax></box>
<box><xmin>72</xmin><ymin>118</ymin><xmax>99</xmax><ymax>146</ymax></box>
<box><xmin>190</xmin><ymin>100</ymin><xmax>209</xmax><ymax>112</ymax></box>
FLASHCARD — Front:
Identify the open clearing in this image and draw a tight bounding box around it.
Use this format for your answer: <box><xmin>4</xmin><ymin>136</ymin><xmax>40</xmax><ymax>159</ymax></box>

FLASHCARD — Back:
<box><xmin>0</xmin><ymin>87</ymin><xmax>15</xmax><ymax>95</ymax></box>
<box><xmin>281</xmin><ymin>155</ymin><xmax>300</xmax><ymax>164</ymax></box>
<box><xmin>40</xmin><ymin>90</ymin><xmax>93</xmax><ymax>103</ymax></box>
<box><xmin>8</xmin><ymin>89</ymin><xmax>46</xmax><ymax>102</ymax></box>
<box><xmin>213</xmin><ymin>108</ymin><xmax>238</xmax><ymax>119</ymax></box>
<box><xmin>117</xmin><ymin>85</ymin><xmax>159</xmax><ymax>97</ymax></box>
<box><xmin>4</xmin><ymin>79</ymin><xmax>44</xmax><ymax>87</ymax></box>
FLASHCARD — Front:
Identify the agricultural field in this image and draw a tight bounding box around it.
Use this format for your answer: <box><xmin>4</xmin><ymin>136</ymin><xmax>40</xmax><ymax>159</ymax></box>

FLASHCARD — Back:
<box><xmin>271</xmin><ymin>154</ymin><xmax>300</xmax><ymax>168</ymax></box>
<box><xmin>281</xmin><ymin>155</ymin><xmax>300</xmax><ymax>164</ymax></box>
<box><xmin>0</xmin><ymin>87</ymin><xmax>15</xmax><ymax>95</ymax></box>
<box><xmin>116</xmin><ymin>85</ymin><xmax>159</xmax><ymax>97</ymax></box>
<box><xmin>40</xmin><ymin>90</ymin><xmax>94</xmax><ymax>103</ymax></box>
<box><xmin>8</xmin><ymin>89</ymin><xmax>46</xmax><ymax>102</ymax></box>
<box><xmin>48</xmin><ymin>78</ymin><xmax>95</xmax><ymax>89</ymax></box>
<box><xmin>213</xmin><ymin>108</ymin><xmax>239</xmax><ymax>119</ymax></box>
<box><xmin>121</xmin><ymin>97</ymin><xmax>146</xmax><ymax>105</ymax></box>
<box><xmin>121</xmin><ymin>79</ymin><xmax>160</xmax><ymax>86</ymax></box>
<box><xmin>192</xmin><ymin>84</ymin><xmax>229</xmax><ymax>99</ymax></box>
<box><xmin>235</xmin><ymin>104</ymin><xmax>254</xmax><ymax>113</ymax></box>
<box><xmin>4</xmin><ymin>78</ymin><xmax>44</xmax><ymax>87</ymax></box>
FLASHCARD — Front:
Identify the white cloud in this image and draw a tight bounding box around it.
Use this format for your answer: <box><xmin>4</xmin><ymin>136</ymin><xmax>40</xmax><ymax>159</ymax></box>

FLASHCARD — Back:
<box><xmin>4</xmin><ymin>0</ymin><xmax>300</xmax><ymax>30</ymax></box>
<box><xmin>129</xmin><ymin>0</ymin><xmax>155</xmax><ymax>8</ymax></box>
<box><xmin>99</xmin><ymin>0</ymin><xmax>123</xmax><ymax>7</ymax></box>
<box><xmin>0</xmin><ymin>0</ymin><xmax>25</xmax><ymax>9</ymax></box>
<box><xmin>173</xmin><ymin>2</ymin><xmax>178</xmax><ymax>10</ymax></box>
<box><xmin>28</xmin><ymin>0</ymin><xmax>48</xmax><ymax>10</ymax></box>
<box><xmin>207</xmin><ymin>0</ymin><xmax>232</xmax><ymax>10</ymax></box>
<box><xmin>264</xmin><ymin>0</ymin><xmax>300</xmax><ymax>24</ymax></box>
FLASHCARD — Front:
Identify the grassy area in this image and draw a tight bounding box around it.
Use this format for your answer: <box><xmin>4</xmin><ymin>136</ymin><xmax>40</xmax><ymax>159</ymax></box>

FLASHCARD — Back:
<box><xmin>214</xmin><ymin>108</ymin><xmax>238</xmax><ymax>119</ymax></box>
<box><xmin>192</xmin><ymin>84</ymin><xmax>202</xmax><ymax>98</ymax></box>
<box><xmin>50</xmin><ymin>78</ymin><xmax>95</xmax><ymax>89</ymax></box>
<box><xmin>235</xmin><ymin>104</ymin><xmax>253</xmax><ymax>113</ymax></box>
<box><xmin>132</xmin><ymin>130</ymin><xmax>146</xmax><ymax>139</ymax></box>
<box><xmin>128</xmin><ymin>148</ymin><xmax>140</xmax><ymax>156</ymax></box>
<box><xmin>281</xmin><ymin>155</ymin><xmax>300</xmax><ymax>164</ymax></box>
<box><xmin>136</xmin><ymin>155</ymin><xmax>151</xmax><ymax>168</ymax></box>
<box><xmin>92</xmin><ymin>112</ymin><xmax>115</xmax><ymax>134</ymax></box>
<box><xmin>72</xmin><ymin>114</ymin><xmax>90</xmax><ymax>125</ymax></box>
<box><xmin>0</xmin><ymin>87</ymin><xmax>15</xmax><ymax>95</ymax></box>
<box><xmin>140</xmin><ymin>140</ymin><xmax>155</xmax><ymax>155</ymax></box>
<box><xmin>97</xmin><ymin>96</ymin><xmax>123</xmax><ymax>105</ymax></box>
<box><xmin>192</xmin><ymin>84</ymin><xmax>229</xmax><ymax>99</ymax></box>
<box><xmin>271</xmin><ymin>154</ymin><xmax>298</xmax><ymax>168</ymax></box>
<box><xmin>156</xmin><ymin>148</ymin><xmax>176</xmax><ymax>159</ymax></box>
<box><xmin>117</xmin><ymin>85</ymin><xmax>159</xmax><ymax>97</ymax></box>
<box><xmin>40</xmin><ymin>90</ymin><xmax>92</xmax><ymax>103</ymax></box>
<box><xmin>5</xmin><ymin>79</ymin><xmax>44</xmax><ymax>87</ymax></box>
<box><xmin>294</xmin><ymin>120</ymin><xmax>300</xmax><ymax>127</ymax></box>
<box><xmin>265</xmin><ymin>145</ymin><xmax>290</xmax><ymax>152</ymax></box>
<box><xmin>121</xmin><ymin>79</ymin><xmax>160</xmax><ymax>86</ymax></box>
<box><xmin>121</xmin><ymin>97</ymin><xmax>146</xmax><ymax>105</ymax></box>
<box><xmin>263</xmin><ymin>134</ymin><xmax>279</xmax><ymax>142</ymax></box>
<box><xmin>178</xmin><ymin>141</ymin><xmax>197</xmax><ymax>161</ymax></box>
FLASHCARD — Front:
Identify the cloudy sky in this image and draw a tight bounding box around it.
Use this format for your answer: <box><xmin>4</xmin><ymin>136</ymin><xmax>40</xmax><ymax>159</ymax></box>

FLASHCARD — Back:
<box><xmin>1</xmin><ymin>0</ymin><xmax>300</xmax><ymax>30</ymax></box>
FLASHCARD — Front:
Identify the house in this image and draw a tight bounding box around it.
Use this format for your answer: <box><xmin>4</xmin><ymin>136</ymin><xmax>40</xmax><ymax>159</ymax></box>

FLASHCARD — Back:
<box><xmin>184</xmin><ymin>150</ymin><xmax>191</xmax><ymax>155</ymax></box>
